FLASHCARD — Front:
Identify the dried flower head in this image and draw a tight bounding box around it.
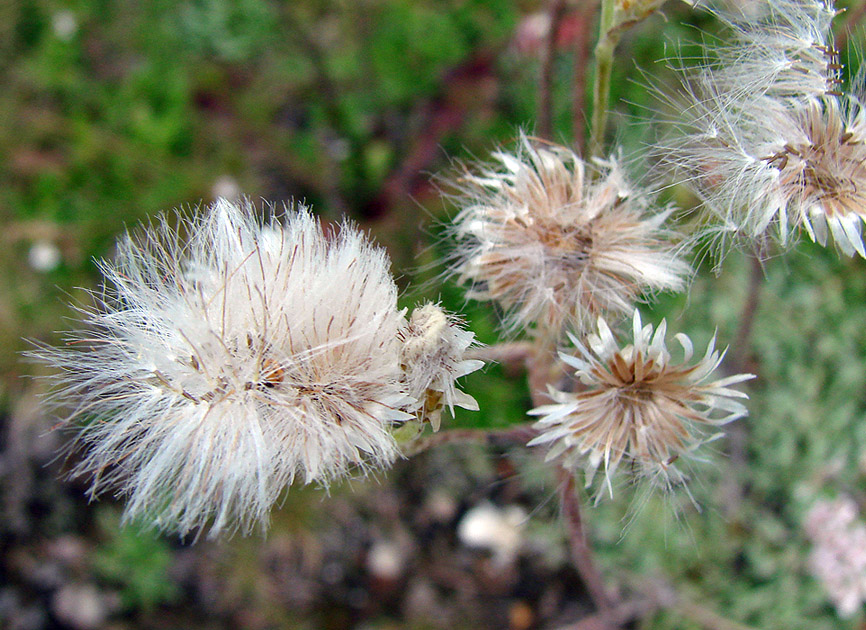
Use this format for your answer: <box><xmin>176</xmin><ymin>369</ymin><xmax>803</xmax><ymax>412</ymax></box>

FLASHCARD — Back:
<box><xmin>450</xmin><ymin>134</ymin><xmax>688</xmax><ymax>338</ymax></box>
<box><xmin>694</xmin><ymin>0</ymin><xmax>837</xmax><ymax>100</ymax></box>
<box><xmin>766</xmin><ymin>97</ymin><xmax>866</xmax><ymax>255</ymax></box>
<box><xmin>661</xmin><ymin>0</ymin><xmax>866</xmax><ymax>257</ymax></box>
<box><xmin>399</xmin><ymin>303</ymin><xmax>483</xmax><ymax>431</ymax></box>
<box><xmin>34</xmin><ymin>200</ymin><xmax>417</xmax><ymax>537</ymax></box>
<box><xmin>528</xmin><ymin>311</ymin><xmax>754</xmax><ymax>495</ymax></box>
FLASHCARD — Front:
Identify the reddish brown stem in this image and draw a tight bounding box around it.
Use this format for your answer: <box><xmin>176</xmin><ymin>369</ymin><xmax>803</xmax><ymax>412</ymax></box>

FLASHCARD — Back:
<box><xmin>721</xmin><ymin>254</ymin><xmax>764</xmax><ymax>516</ymax></box>
<box><xmin>558</xmin><ymin>468</ymin><xmax>614</xmax><ymax>612</ymax></box>
<box><xmin>728</xmin><ymin>254</ymin><xmax>764</xmax><ymax>376</ymax></box>
<box><xmin>527</xmin><ymin>341</ymin><xmax>615</xmax><ymax>612</ymax></box>
<box><xmin>369</xmin><ymin>53</ymin><xmax>496</xmax><ymax>218</ymax></box>
<box><xmin>465</xmin><ymin>341</ymin><xmax>534</xmax><ymax>365</ymax></box>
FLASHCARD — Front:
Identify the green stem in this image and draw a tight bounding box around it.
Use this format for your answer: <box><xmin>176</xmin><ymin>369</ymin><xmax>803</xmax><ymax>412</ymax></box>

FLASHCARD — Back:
<box><xmin>588</xmin><ymin>0</ymin><xmax>619</xmax><ymax>162</ymax></box>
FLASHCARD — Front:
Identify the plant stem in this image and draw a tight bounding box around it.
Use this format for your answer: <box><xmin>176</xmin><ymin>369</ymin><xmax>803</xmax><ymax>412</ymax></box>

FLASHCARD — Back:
<box><xmin>721</xmin><ymin>253</ymin><xmax>763</xmax><ymax>516</ymax></box>
<box><xmin>465</xmin><ymin>341</ymin><xmax>534</xmax><ymax>365</ymax></box>
<box><xmin>527</xmin><ymin>340</ymin><xmax>614</xmax><ymax>613</ymax></box>
<box><xmin>403</xmin><ymin>425</ymin><xmax>539</xmax><ymax>456</ymax></box>
<box><xmin>729</xmin><ymin>254</ymin><xmax>764</xmax><ymax>376</ymax></box>
<box><xmin>559</xmin><ymin>468</ymin><xmax>614</xmax><ymax>611</ymax></box>
<box><xmin>527</xmin><ymin>338</ymin><xmax>560</xmax><ymax>407</ymax></box>
<box><xmin>588</xmin><ymin>0</ymin><xmax>618</xmax><ymax>161</ymax></box>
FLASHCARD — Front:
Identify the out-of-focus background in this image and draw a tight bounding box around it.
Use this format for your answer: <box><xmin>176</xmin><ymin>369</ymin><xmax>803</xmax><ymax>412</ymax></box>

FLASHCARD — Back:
<box><xmin>4</xmin><ymin>1</ymin><xmax>866</xmax><ymax>628</ymax></box>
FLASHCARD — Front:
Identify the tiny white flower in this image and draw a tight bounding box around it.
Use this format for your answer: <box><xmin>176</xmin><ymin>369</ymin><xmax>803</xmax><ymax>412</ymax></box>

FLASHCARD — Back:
<box><xmin>804</xmin><ymin>496</ymin><xmax>866</xmax><ymax>617</ymax></box>
<box><xmin>457</xmin><ymin>501</ymin><xmax>527</xmax><ymax>564</ymax></box>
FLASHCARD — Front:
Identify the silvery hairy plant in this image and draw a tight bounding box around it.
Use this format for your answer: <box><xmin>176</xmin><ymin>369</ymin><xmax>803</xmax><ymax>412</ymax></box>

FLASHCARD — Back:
<box><xmin>32</xmin><ymin>0</ymin><xmax>866</xmax><ymax>626</ymax></box>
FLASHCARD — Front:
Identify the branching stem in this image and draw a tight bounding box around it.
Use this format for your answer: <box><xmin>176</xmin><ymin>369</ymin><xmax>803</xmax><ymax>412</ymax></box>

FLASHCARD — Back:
<box><xmin>403</xmin><ymin>425</ymin><xmax>539</xmax><ymax>456</ymax></box>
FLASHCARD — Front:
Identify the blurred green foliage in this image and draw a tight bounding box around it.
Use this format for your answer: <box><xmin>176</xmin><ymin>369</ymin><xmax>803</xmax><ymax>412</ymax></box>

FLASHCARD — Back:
<box><xmin>93</xmin><ymin>507</ymin><xmax>180</xmax><ymax>611</ymax></box>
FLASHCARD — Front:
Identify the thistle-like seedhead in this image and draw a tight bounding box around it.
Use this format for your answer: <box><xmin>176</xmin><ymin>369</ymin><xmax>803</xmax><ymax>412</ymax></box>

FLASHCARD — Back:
<box><xmin>449</xmin><ymin>134</ymin><xmax>688</xmax><ymax>339</ymax></box>
<box><xmin>34</xmin><ymin>200</ymin><xmax>425</xmax><ymax>537</ymax></box>
<box><xmin>528</xmin><ymin>311</ymin><xmax>754</xmax><ymax>497</ymax></box>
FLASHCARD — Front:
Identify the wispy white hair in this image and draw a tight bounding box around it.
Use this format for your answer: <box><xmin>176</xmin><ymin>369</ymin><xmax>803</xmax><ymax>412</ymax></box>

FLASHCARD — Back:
<box><xmin>658</xmin><ymin>0</ymin><xmax>866</xmax><ymax>260</ymax></box>
<box><xmin>35</xmin><ymin>200</ymin><xmax>415</xmax><ymax>538</ymax></box>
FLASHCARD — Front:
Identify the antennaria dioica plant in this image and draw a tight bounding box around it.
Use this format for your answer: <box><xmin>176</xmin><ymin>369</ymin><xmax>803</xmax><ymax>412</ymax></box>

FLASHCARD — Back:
<box><xmin>22</xmin><ymin>0</ymin><xmax>866</xmax><ymax>627</ymax></box>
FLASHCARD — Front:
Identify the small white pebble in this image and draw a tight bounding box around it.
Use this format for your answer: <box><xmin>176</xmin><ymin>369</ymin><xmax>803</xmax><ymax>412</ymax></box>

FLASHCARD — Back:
<box><xmin>52</xmin><ymin>583</ymin><xmax>108</xmax><ymax>630</ymax></box>
<box><xmin>28</xmin><ymin>240</ymin><xmax>61</xmax><ymax>272</ymax></box>
<box><xmin>52</xmin><ymin>11</ymin><xmax>78</xmax><ymax>41</ymax></box>
<box><xmin>457</xmin><ymin>502</ymin><xmax>526</xmax><ymax>564</ymax></box>
<box><xmin>211</xmin><ymin>176</ymin><xmax>241</xmax><ymax>201</ymax></box>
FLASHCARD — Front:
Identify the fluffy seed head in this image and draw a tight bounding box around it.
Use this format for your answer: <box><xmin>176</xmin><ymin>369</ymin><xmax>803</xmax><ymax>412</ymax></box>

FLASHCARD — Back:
<box><xmin>660</xmin><ymin>0</ymin><xmax>866</xmax><ymax>257</ymax></box>
<box><xmin>399</xmin><ymin>303</ymin><xmax>483</xmax><ymax>431</ymax></box>
<box><xmin>34</xmin><ymin>199</ymin><xmax>416</xmax><ymax>537</ymax></box>
<box><xmin>450</xmin><ymin>134</ymin><xmax>688</xmax><ymax>338</ymax></box>
<box><xmin>765</xmin><ymin>97</ymin><xmax>866</xmax><ymax>256</ymax></box>
<box><xmin>528</xmin><ymin>311</ymin><xmax>754</xmax><ymax>496</ymax></box>
<box><xmin>698</xmin><ymin>0</ymin><xmax>838</xmax><ymax>99</ymax></box>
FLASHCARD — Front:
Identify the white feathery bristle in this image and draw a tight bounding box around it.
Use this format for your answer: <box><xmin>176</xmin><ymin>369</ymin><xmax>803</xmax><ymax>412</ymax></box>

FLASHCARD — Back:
<box><xmin>449</xmin><ymin>132</ymin><xmax>689</xmax><ymax>338</ymax></box>
<box><xmin>399</xmin><ymin>302</ymin><xmax>483</xmax><ymax>432</ymax></box>
<box><xmin>528</xmin><ymin>310</ymin><xmax>754</xmax><ymax>496</ymax></box>
<box><xmin>659</xmin><ymin>0</ymin><xmax>866</xmax><ymax>260</ymax></box>
<box><xmin>34</xmin><ymin>199</ymin><xmax>415</xmax><ymax>538</ymax></box>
